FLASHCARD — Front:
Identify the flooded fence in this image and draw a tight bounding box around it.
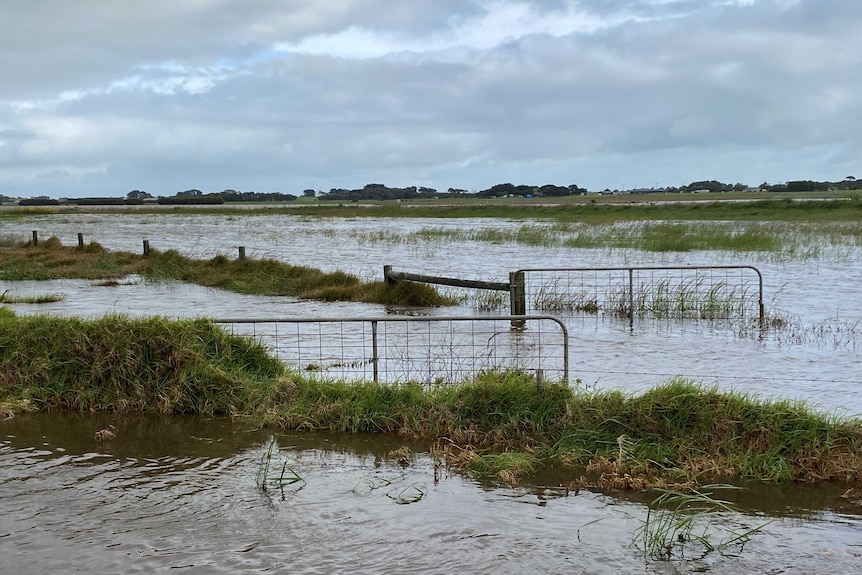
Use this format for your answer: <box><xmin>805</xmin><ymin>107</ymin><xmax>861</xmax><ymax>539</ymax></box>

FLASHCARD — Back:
<box><xmin>213</xmin><ymin>315</ymin><xmax>569</xmax><ymax>384</ymax></box>
<box><xmin>519</xmin><ymin>265</ymin><xmax>764</xmax><ymax>322</ymax></box>
<box><xmin>385</xmin><ymin>264</ymin><xmax>764</xmax><ymax>323</ymax></box>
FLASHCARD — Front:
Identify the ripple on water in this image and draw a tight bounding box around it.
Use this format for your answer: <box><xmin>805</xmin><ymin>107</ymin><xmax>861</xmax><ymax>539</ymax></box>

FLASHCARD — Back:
<box><xmin>2</xmin><ymin>414</ymin><xmax>861</xmax><ymax>574</ymax></box>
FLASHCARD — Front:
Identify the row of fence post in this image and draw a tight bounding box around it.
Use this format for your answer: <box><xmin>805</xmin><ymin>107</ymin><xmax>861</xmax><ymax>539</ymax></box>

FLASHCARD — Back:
<box><xmin>28</xmin><ymin>230</ymin><xmax>248</xmax><ymax>260</ymax></box>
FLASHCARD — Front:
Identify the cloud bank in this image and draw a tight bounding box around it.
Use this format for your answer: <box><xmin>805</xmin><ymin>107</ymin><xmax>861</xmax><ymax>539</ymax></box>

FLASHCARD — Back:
<box><xmin>1</xmin><ymin>0</ymin><xmax>859</xmax><ymax>197</ymax></box>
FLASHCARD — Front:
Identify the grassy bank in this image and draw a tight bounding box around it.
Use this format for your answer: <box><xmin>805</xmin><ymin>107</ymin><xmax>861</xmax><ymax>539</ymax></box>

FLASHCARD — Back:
<box><xmin>0</xmin><ymin>236</ymin><xmax>453</xmax><ymax>306</ymax></box>
<box><xmin>2</xmin><ymin>311</ymin><xmax>859</xmax><ymax>488</ymax></box>
<box><xmin>0</xmin><ymin>310</ymin><xmax>284</xmax><ymax>414</ymax></box>
<box><xmin>260</xmin><ymin>374</ymin><xmax>862</xmax><ymax>486</ymax></box>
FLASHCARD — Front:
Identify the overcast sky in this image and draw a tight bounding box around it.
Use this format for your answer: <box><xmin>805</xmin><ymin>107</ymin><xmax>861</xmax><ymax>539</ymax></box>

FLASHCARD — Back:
<box><xmin>1</xmin><ymin>0</ymin><xmax>859</xmax><ymax>198</ymax></box>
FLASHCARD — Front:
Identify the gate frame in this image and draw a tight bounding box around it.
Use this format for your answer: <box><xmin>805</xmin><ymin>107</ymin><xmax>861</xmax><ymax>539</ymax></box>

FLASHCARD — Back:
<box><xmin>212</xmin><ymin>314</ymin><xmax>569</xmax><ymax>384</ymax></box>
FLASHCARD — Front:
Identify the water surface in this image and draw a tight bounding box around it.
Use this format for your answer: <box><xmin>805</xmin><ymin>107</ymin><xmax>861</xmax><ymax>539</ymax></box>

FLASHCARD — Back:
<box><xmin>2</xmin><ymin>413</ymin><xmax>861</xmax><ymax>574</ymax></box>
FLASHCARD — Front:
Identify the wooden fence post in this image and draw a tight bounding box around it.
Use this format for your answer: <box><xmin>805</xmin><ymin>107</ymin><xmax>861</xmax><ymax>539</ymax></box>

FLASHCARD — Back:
<box><xmin>509</xmin><ymin>271</ymin><xmax>526</xmax><ymax>329</ymax></box>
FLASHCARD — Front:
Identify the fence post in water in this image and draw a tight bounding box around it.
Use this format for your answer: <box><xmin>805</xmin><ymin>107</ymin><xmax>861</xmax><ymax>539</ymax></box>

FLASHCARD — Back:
<box><xmin>238</xmin><ymin>246</ymin><xmax>246</xmax><ymax>260</ymax></box>
<box><xmin>77</xmin><ymin>233</ymin><xmax>84</xmax><ymax>247</ymax></box>
<box><xmin>628</xmin><ymin>268</ymin><xmax>635</xmax><ymax>323</ymax></box>
<box><xmin>143</xmin><ymin>239</ymin><xmax>150</xmax><ymax>257</ymax></box>
<box><xmin>383</xmin><ymin>265</ymin><xmax>394</xmax><ymax>287</ymax></box>
<box><xmin>371</xmin><ymin>320</ymin><xmax>379</xmax><ymax>382</ymax></box>
<box><xmin>32</xmin><ymin>230</ymin><xmax>38</xmax><ymax>246</ymax></box>
<box><xmin>509</xmin><ymin>271</ymin><xmax>526</xmax><ymax>329</ymax></box>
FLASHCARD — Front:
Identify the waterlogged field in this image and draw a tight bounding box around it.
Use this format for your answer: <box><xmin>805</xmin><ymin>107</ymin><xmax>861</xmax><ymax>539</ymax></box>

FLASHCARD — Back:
<box><xmin>2</xmin><ymin>212</ymin><xmax>860</xmax><ymax>410</ymax></box>
<box><xmin>2</xmin><ymin>211</ymin><xmax>861</xmax><ymax>573</ymax></box>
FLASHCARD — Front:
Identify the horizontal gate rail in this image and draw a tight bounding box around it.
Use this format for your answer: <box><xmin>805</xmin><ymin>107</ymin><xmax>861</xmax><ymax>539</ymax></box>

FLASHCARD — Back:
<box><xmin>384</xmin><ymin>265</ymin><xmax>510</xmax><ymax>291</ymax></box>
<box><xmin>212</xmin><ymin>315</ymin><xmax>568</xmax><ymax>384</ymax></box>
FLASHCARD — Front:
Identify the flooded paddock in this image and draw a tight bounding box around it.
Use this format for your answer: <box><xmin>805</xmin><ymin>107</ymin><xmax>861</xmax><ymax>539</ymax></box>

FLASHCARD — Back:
<box><xmin>2</xmin><ymin>213</ymin><xmax>860</xmax><ymax>412</ymax></box>
<box><xmin>2</xmin><ymin>212</ymin><xmax>861</xmax><ymax>572</ymax></box>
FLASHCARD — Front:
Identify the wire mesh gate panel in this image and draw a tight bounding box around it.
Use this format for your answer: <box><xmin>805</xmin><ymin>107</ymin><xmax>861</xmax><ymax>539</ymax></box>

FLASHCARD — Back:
<box><xmin>213</xmin><ymin>315</ymin><xmax>568</xmax><ymax>384</ymax></box>
<box><xmin>519</xmin><ymin>265</ymin><xmax>764</xmax><ymax>321</ymax></box>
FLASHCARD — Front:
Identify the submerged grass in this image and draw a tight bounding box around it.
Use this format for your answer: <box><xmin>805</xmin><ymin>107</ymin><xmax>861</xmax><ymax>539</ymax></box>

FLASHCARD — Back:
<box><xmin>0</xmin><ymin>237</ymin><xmax>454</xmax><ymax>307</ymax></box>
<box><xmin>635</xmin><ymin>485</ymin><xmax>771</xmax><ymax>561</ymax></box>
<box><xmin>2</xmin><ymin>310</ymin><xmax>860</xmax><ymax>487</ymax></box>
<box><xmin>532</xmin><ymin>278</ymin><xmax>753</xmax><ymax>320</ymax></box>
<box><xmin>0</xmin><ymin>290</ymin><xmax>65</xmax><ymax>304</ymax></box>
<box><xmin>381</xmin><ymin>220</ymin><xmax>858</xmax><ymax>258</ymax></box>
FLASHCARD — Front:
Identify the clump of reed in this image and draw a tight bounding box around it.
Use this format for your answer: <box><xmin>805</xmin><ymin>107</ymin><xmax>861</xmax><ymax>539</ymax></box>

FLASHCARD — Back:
<box><xmin>0</xmin><ymin>234</ymin><xmax>24</xmax><ymax>248</ymax></box>
<box><xmin>635</xmin><ymin>485</ymin><xmax>770</xmax><ymax>561</ymax></box>
<box><xmin>0</xmin><ymin>398</ymin><xmax>33</xmax><ymax>419</ymax></box>
<box><xmin>532</xmin><ymin>285</ymin><xmax>599</xmax><ymax>313</ymax></box>
<box><xmin>472</xmin><ymin>290</ymin><xmax>508</xmax><ymax>312</ymax></box>
<box><xmin>631</xmin><ymin>279</ymin><xmax>749</xmax><ymax>320</ymax></box>
<box><xmin>533</xmin><ymin>278</ymin><xmax>751</xmax><ymax>320</ymax></box>
<box><xmin>256</xmin><ymin>438</ymin><xmax>303</xmax><ymax>493</ymax></box>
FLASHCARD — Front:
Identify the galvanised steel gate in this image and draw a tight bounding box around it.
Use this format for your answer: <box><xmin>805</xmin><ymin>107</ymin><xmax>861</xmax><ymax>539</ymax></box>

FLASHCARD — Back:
<box><xmin>213</xmin><ymin>315</ymin><xmax>569</xmax><ymax>384</ymax></box>
<box><xmin>516</xmin><ymin>265</ymin><xmax>764</xmax><ymax>322</ymax></box>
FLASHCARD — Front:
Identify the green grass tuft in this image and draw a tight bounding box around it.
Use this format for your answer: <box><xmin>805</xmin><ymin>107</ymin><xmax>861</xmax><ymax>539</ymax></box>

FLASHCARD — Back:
<box><xmin>0</xmin><ymin>313</ymin><xmax>283</xmax><ymax>414</ymax></box>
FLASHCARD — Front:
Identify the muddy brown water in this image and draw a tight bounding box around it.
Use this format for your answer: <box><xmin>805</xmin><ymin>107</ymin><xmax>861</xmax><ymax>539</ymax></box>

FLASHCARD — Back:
<box><xmin>2</xmin><ymin>413</ymin><xmax>861</xmax><ymax>574</ymax></box>
<box><xmin>2</xmin><ymin>212</ymin><xmax>862</xmax><ymax>572</ymax></box>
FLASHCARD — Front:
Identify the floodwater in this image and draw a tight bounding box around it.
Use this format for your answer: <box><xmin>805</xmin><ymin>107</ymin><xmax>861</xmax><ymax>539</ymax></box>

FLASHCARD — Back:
<box><xmin>2</xmin><ymin>212</ymin><xmax>860</xmax><ymax>412</ymax></box>
<box><xmin>2</xmin><ymin>211</ymin><xmax>862</xmax><ymax>573</ymax></box>
<box><xmin>2</xmin><ymin>413</ymin><xmax>861</xmax><ymax>574</ymax></box>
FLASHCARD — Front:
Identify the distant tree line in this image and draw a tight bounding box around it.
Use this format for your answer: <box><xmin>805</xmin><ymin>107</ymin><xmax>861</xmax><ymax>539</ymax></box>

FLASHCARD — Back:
<box><xmin>474</xmin><ymin>183</ymin><xmax>588</xmax><ymax>197</ymax></box>
<box><xmin>216</xmin><ymin>189</ymin><xmax>298</xmax><ymax>202</ymax></box>
<box><xmin>317</xmin><ymin>182</ymin><xmax>590</xmax><ymax>201</ymax></box>
<box><xmin>156</xmin><ymin>189</ymin><xmax>297</xmax><ymax>204</ymax></box>
<box><xmin>321</xmin><ymin>183</ymin><xmax>439</xmax><ymax>201</ymax></box>
<box><xmin>778</xmin><ymin>179</ymin><xmax>861</xmax><ymax>192</ymax></box>
<box><xmin>7</xmin><ymin>176</ymin><xmax>860</xmax><ymax>206</ymax></box>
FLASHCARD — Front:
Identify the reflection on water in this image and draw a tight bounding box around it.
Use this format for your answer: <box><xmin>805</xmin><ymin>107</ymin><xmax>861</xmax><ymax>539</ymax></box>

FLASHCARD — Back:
<box><xmin>2</xmin><ymin>413</ymin><xmax>861</xmax><ymax>574</ymax></box>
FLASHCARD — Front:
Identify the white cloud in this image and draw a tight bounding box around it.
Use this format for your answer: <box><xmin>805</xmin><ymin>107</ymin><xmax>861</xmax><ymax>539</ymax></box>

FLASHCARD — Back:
<box><xmin>273</xmin><ymin>1</ymin><xmax>662</xmax><ymax>60</ymax></box>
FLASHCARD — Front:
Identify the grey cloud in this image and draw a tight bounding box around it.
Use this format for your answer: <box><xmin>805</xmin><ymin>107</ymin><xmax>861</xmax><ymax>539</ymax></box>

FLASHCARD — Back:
<box><xmin>1</xmin><ymin>0</ymin><xmax>859</xmax><ymax>197</ymax></box>
<box><xmin>0</xmin><ymin>0</ymin><xmax>484</xmax><ymax>99</ymax></box>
